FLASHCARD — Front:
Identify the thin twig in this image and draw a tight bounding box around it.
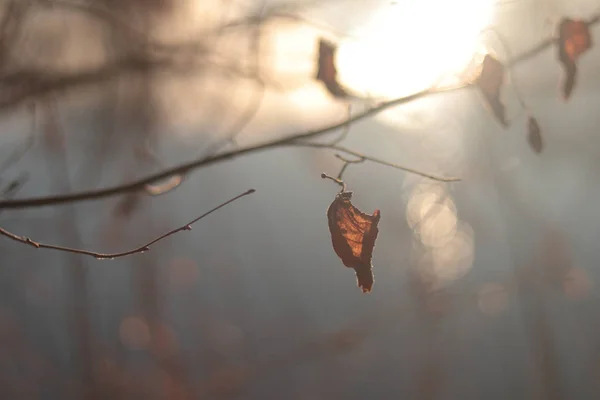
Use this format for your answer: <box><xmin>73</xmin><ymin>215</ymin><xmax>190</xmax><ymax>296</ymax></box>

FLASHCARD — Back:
<box><xmin>0</xmin><ymin>188</ymin><xmax>255</xmax><ymax>258</ymax></box>
<box><xmin>223</xmin><ymin>20</ymin><xmax>265</xmax><ymax>144</ymax></box>
<box><xmin>300</xmin><ymin>142</ymin><xmax>459</xmax><ymax>182</ymax></box>
<box><xmin>334</xmin><ymin>153</ymin><xmax>364</xmax><ymax>164</ymax></box>
<box><xmin>135</xmin><ymin>137</ymin><xmax>185</xmax><ymax>196</ymax></box>
<box><xmin>0</xmin><ymin>6</ymin><xmax>594</xmax><ymax>114</ymax></box>
<box><xmin>1</xmin><ymin>13</ymin><xmax>599</xmax><ymax>209</ymax></box>
<box><xmin>507</xmin><ymin>14</ymin><xmax>600</xmax><ymax>67</ymax></box>
<box><xmin>328</xmin><ymin>104</ymin><xmax>352</xmax><ymax>146</ymax></box>
<box><xmin>321</xmin><ymin>172</ymin><xmax>346</xmax><ymax>192</ymax></box>
<box><xmin>202</xmin><ymin>21</ymin><xmax>266</xmax><ymax>156</ymax></box>
<box><xmin>334</xmin><ymin>152</ymin><xmax>364</xmax><ymax>180</ymax></box>
<box><xmin>0</xmin><ymin>87</ymin><xmax>460</xmax><ymax>209</ymax></box>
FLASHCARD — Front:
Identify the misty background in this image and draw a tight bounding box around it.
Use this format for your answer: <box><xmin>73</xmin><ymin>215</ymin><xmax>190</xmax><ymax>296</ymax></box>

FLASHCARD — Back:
<box><xmin>1</xmin><ymin>0</ymin><xmax>600</xmax><ymax>398</ymax></box>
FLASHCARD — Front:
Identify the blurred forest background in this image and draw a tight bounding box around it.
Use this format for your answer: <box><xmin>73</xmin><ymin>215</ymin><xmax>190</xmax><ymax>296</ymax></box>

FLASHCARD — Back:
<box><xmin>1</xmin><ymin>0</ymin><xmax>600</xmax><ymax>399</ymax></box>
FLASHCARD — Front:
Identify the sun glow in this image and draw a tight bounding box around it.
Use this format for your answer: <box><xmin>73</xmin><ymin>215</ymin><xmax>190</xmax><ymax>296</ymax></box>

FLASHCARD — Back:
<box><xmin>336</xmin><ymin>0</ymin><xmax>495</xmax><ymax>98</ymax></box>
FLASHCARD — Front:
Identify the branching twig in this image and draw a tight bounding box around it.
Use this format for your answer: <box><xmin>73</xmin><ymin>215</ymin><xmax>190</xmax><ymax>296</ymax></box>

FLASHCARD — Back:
<box><xmin>0</xmin><ymin>188</ymin><xmax>255</xmax><ymax>258</ymax></box>
<box><xmin>0</xmin><ymin>87</ymin><xmax>460</xmax><ymax>209</ymax></box>
<box><xmin>298</xmin><ymin>141</ymin><xmax>457</xmax><ymax>182</ymax></box>
<box><xmin>0</xmin><ymin>12</ymin><xmax>598</xmax><ymax>210</ymax></box>
<box><xmin>328</xmin><ymin>104</ymin><xmax>352</xmax><ymax>146</ymax></box>
<box><xmin>200</xmin><ymin>20</ymin><xmax>266</xmax><ymax>156</ymax></box>
<box><xmin>0</xmin><ymin>6</ymin><xmax>594</xmax><ymax>114</ymax></box>
<box><xmin>334</xmin><ymin>152</ymin><xmax>364</xmax><ymax>180</ymax></box>
<box><xmin>321</xmin><ymin>172</ymin><xmax>346</xmax><ymax>192</ymax></box>
<box><xmin>222</xmin><ymin>20</ymin><xmax>265</xmax><ymax>145</ymax></box>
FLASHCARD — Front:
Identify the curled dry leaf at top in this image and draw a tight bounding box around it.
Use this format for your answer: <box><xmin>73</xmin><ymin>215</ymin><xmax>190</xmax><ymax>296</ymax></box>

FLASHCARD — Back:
<box><xmin>557</xmin><ymin>18</ymin><xmax>592</xmax><ymax>100</ymax></box>
<box><xmin>326</xmin><ymin>191</ymin><xmax>381</xmax><ymax>293</ymax></box>
<box><xmin>476</xmin><ymin>54</ymin><xmax>507</xmax><ymax>127</ymax></box>
<box><xmin>527</xmin><ymin>116</ymin><xmax>543</xmax><ymax>154</ymax></box>
<box><xmin>316</xmin><ymin>39</ymin><xmax>350</xmax><ymax>98</ymax></box>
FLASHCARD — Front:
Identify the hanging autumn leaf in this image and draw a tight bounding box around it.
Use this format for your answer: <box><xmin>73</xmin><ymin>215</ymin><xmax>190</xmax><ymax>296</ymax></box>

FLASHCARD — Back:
<box><xmin>527</xmin><ymin>116</ymin><xmax>543</xmax><ymax>154</ymax></box>
<box><xmin>557</xmin><ymin>18</ymin><xmax>592</xmax><ymax>100</ymax></box>
<box><xmin>316</xmin><ymin>39</ymin><xmax>349</xmax><ymax>98</ymax></box>
<box><xmin>326</xmin><ymin>191</ymin><xmax>381</xmax><ymax>293</ymax></box>
<box><xmin>476</xmin><ymin>54</ymin><xmax>507</xmax><ymax>127</ymax></box>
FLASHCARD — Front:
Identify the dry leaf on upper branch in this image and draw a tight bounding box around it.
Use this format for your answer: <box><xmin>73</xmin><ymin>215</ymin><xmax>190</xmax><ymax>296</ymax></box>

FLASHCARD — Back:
<box><xmin>316</xmin><ymin>39</ymin><xmax>350</xmax><ymax>98</ymax></box>
<box><xmin>476</xmin><ymin>54</ymin><xmax>507</xmax><ymax>127</ymax></box>
<box><xmin>326</xmin><ymin>191</ymin><xmax>380</xmax><ymax>293</ymax></box>
<box><xmin>557</xmin><ymin>18</ymin><xmax>592</xmax><ymax>100</ymax></box>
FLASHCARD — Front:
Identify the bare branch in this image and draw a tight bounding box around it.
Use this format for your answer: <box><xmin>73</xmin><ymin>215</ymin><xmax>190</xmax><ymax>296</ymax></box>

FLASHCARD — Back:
<box><xmin>506</xmin><ymin>14</ymin><xmax>599</xmax><ymax>67</ymax></box>
<box><xmin>321</xmin><ymin>172</ymin><xmax>346</xmax><ymax>192</ymax></box>
<box><xmin>0</xmin><ymin>12</ymin><xmax>598</xmax><ymax>209</ymax></box>
<box><xmin>0</xmin><ymin>87</ymin><xmax>460</xmax><ymax>209</ymax></box>
<box><xmin>0</xmin><ymin>188</ymin><xmax>255</xmax><ymax>258</ymax></box>
<box><xmin>333</xmin><ymin>151</ymin><xmax>365</xmax><ymax>180</ymax></box>
<box><xmin>327</xmin><ymin>104</ymin><xmax>352</xmax><ymax>146</ymax></box>
<box><xmin>296</xmin><ymin>141</ymin><xmax>457</xmax><ymax>182</ymax></box>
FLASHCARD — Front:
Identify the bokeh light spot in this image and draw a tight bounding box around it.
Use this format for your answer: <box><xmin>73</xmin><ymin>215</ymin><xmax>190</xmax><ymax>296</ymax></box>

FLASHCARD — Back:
<box><xmin>424</xmin><ymin>223</ymin><xmax>475</xmax><ymax>284</ymax></box>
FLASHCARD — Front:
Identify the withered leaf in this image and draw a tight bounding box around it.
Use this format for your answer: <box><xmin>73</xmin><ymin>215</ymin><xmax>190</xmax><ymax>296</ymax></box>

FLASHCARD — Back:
<box><xmin>557</xmin><ymin>18</ymin><xmax>592</xmax><ymax>100</ymax></box>
<box><xmin>326</xmin><ymin>191</ymin><xmax>381</xmax><ymax>293</ymax></box>
<box><xmin>476</xmin><ymin>54</ymin><xmax>507</xmax><ymax>127</ymax></box>
<box><xmin>316</xmin><ymin>39</ymin><xmax>349</xmax><ymax>98</ymax></box>
<box><xmin>527</xmin><ymin>116</ymin><xmax>543</xmax><ymax>154</ymax></box>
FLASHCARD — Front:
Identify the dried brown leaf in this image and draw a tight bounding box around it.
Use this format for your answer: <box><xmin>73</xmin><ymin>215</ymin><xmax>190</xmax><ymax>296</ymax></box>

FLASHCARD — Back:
<box><xmin>316</xmin><ymin>39</ymin><xmax>349</xmax><ymax>98</ymax></box>
<box><xmin>527</xmin><ymin>116</ymin><xmax>543</xmax><ymax>154</ymax></box>
<box><xmin>476</xmin><ymin>54</ymin><xmax>507</xmax><ymax>127</ymax></box>
<box><xmin>326</xmin><ymin>191</ymin><xmax>380</xmax><ymax>293</ymax></box>
<box><xmin>557</xmin><ymin>18</ymin><xmax>592</xmax><ymax>100</ymax></box>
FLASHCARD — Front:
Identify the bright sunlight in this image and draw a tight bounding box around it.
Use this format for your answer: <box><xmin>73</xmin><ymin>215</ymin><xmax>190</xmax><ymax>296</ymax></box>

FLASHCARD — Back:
<box><xmin>336</xmin><ymin>0</ymin><xmax>495</xmax><ymax>98</ymax></box>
